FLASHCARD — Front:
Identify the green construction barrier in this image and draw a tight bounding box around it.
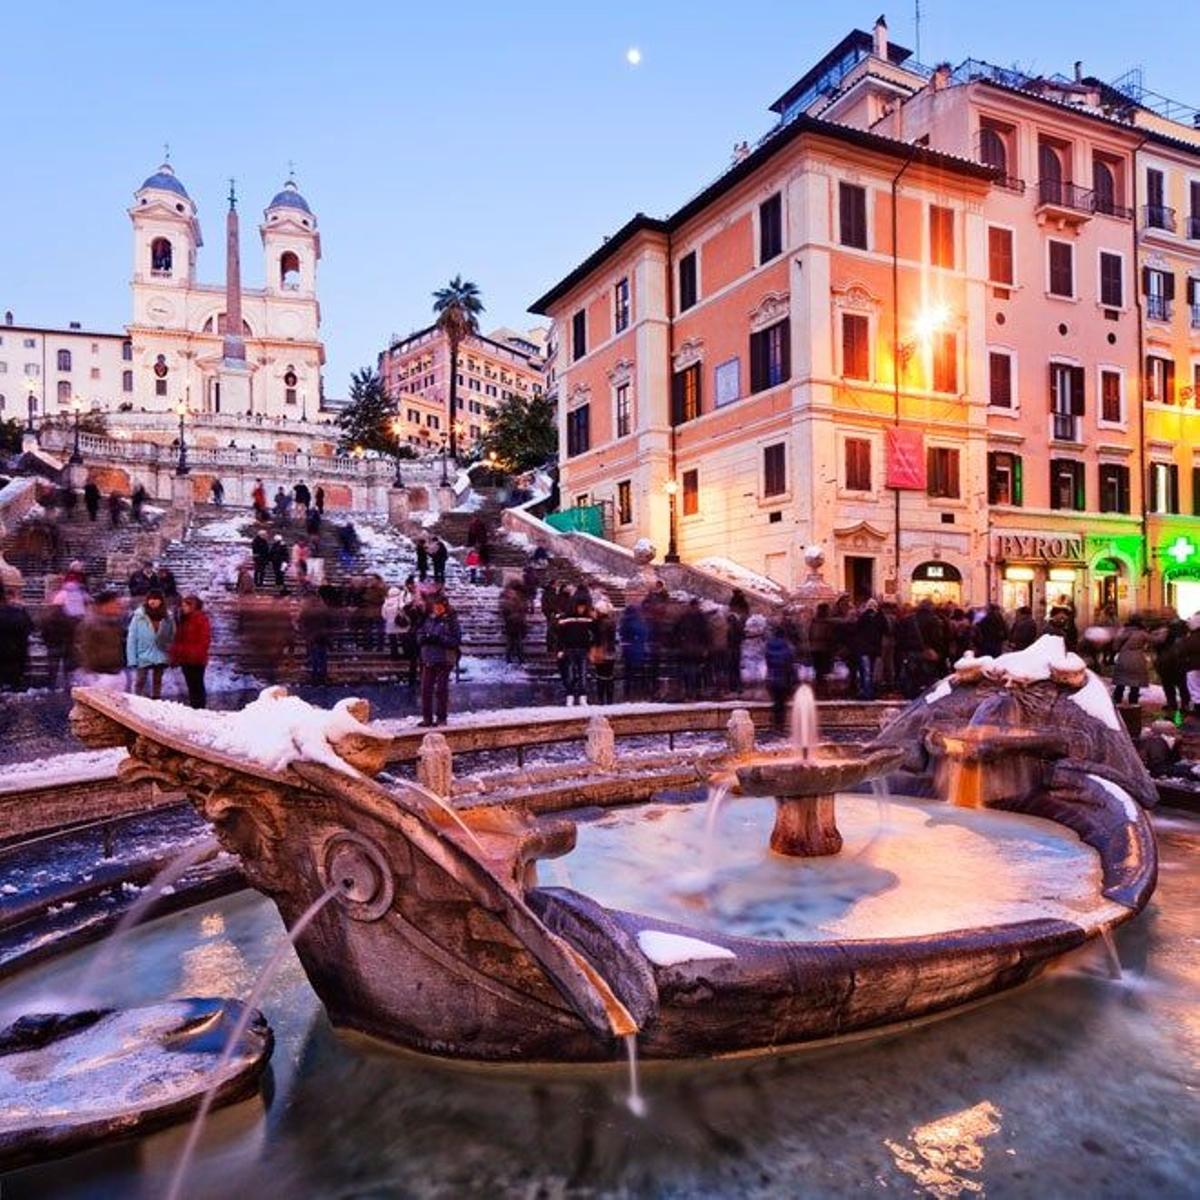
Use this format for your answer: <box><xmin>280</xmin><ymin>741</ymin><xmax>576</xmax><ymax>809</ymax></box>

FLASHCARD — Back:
<box><xmin>545</xmin><ymin>505</ymin><xmax>604</xmax><ymax>537</ymax></box>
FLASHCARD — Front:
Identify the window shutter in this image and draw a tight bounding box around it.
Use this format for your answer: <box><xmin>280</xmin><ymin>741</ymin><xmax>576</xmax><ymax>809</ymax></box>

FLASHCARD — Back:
<box><xmin>779</xmin><ymin>320</ymin><xmax>791</xmax><ymax>382</ymax></box>
<box><xmin>1169</xmin><ymin>464</ymin><xmax>1180</xmax><ymax>513</ymax></box>
<box><xmin>749</xmin><ymin>331</ymin><xmax>763</xmax><ymax>394</ymax></box>
<box><xmin>1163</xmin><ymin>271</ymin><xmax>1176</xmax><ymax>302</ymax></box>
<box><xmin>1141</xmin><ymin>266</ymin><xmax>1151</xmax><ymax>295</ymax></box>
<box><xmin>1120</xmin><ymin>467</ymin><xmax>1130</xmax><ymax>514</ymax></box>
<box><xmin>1074</xmin><ymin>462</ymin><xmax>1086</xmax><ymax>511</ymax></box>
<box><xmin>1166</xmin><ymin>359</ymin><xmax>1176</xmax><ymax>404</ymax></box>
<box><xmin>1048</xmin><ymin>362</ymin><xmax>1058</xmax><ymax>410</ymax></box>
<box><xmin>1188</xmin><ymin>278</ymin><xmax>1199</xmax><ymax>306</ymax></box>
<box><xmin>1193</xmin><ymin>466</ymin><xmax>1200</xmax><ymax>517</ymax></box>
<box><xmin>1071</xmin><ymin>366</ymin><xmax>1086</xmax><ymax>416</ymax></box>
<box><xmin>1049</xmin><ymin>460</ymin><xmax>1060</xmax><ymax>510</ymax></box>
<box><xmin>1013</xmin><ymin>455</ymin><xmax>1023</xmax><ymax>506</ymax></box>
<box><xmin>670</xmin><ymin>372</ymin><xmax>683</xmax><ymax>425</ymax></box>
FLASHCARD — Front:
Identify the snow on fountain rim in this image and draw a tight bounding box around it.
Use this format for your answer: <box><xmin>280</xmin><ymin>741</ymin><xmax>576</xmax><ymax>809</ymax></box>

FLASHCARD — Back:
<box><xmin>1086</xmin><ymin>774</ymin><xmax>1141</xmax><ymax>821</ymax></box>
<box><xmin>636</xmin><ymin>930</ymin><xmax>737</xmax><ymax>966</ymax></box>
<box><xmin>925</xmin><ymin>635</ymin><xmax>1121</xmax><ymax>730</ymax></box>
<box><xmin>121</xmin><ymin>687</ymin><xmax>387</xmax><ymax>777</ymax></box>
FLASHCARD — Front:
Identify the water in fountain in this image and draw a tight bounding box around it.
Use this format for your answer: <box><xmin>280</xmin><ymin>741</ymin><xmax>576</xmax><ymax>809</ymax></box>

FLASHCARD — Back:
<box><xmin>71</xmin><ymin>836</ymin><xmax>220</xmax><ymax>1009</ymax></box>
<box><xmin>624</xmin><ymin>1033</ymin><xmax>646</xmax><ymax>1118</ymax></box>
<box><xmin>790</xmin><ymin>683</ymin><xmax>817</xmax><ymax>759</ymax></box>
<box><xmin>1099</xmin><ymin>925</ymin><xmax>1124</xmax><ymax>980</ymax></box>
<box><xmin>165</xmin><ymin>882</ymin><xmax>344</xmax><ymax>1200</ymax></box>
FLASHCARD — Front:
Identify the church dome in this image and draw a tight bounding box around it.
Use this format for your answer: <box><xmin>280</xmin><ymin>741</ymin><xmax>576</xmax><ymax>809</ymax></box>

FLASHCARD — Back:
<box><xmin>139</xmin><ymin>162</ymin><xmax>189</xmax><ymax>198</ymax></box>
<box><xmin>267</xmin><ymin>178</ymin><xmax>312</xmax><ymax>214</ymax></box>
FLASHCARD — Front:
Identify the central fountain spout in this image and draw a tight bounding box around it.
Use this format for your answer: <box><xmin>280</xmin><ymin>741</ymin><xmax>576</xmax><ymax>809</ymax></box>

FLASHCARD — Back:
<box><xmin>735</xmin><ymin>684</ymin><xmax>902</xmax><ymax>857</ymax></box>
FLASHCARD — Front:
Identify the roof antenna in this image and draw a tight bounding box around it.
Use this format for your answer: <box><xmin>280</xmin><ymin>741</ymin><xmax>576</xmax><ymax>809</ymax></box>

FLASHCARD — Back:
<box><xmin>163</xmin><ymin>141</ymin><xmax>171</xmax><ymax>164</ymax></box>
<box><xmin>914</xmin><ymin>0</ymin><xmax>922</xmax><ymax>64</ymax></box>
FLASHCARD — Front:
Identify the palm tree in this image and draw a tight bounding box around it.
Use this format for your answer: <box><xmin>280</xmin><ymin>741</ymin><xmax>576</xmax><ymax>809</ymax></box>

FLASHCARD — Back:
<box><xmin>432</xmin><ymin>276</ymin><xmax>484</xmax><ymax>463</ymax></box>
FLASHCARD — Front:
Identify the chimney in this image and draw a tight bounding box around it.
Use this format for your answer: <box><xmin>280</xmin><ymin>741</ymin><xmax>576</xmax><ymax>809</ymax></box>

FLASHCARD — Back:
<box><xmin>873</xmin><ymin>14</ymin><xmax>888</xmax><ymax>59</ymax></box>
<box><xmin>69</xmin><ymin>321</ymin><xmax>81</xmax><ymax>330</ymax></box>
<box><xmin>933</xmin><ymin>62</ymin><xmax>952</xmax><ymax>91</ymax></box>
<box><xmin>1074</xmin><ymin>60</ymin><xmax>1083</xmax><ymax>82</ymax></box>
<box><xmin>1193</xmin><ymin>111</ymin><xmax>1200</xmax><ymax>130</ymax></box>
<box><xmin>3</xmin><ymin>311</ymin><xmax>11</xmax><ymax>326</ymax></box>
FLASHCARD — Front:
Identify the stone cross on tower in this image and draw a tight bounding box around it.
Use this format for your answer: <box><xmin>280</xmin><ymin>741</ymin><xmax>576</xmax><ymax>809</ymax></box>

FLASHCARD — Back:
<box><xmin>223</xmin><ymin>179</ymin><xmax>246</xmax><ymax>364</ymax></box>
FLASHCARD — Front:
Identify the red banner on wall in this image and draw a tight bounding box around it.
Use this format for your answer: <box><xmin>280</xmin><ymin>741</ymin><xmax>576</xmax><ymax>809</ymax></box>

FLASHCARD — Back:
<box><xmin>885</xmin><ymin>427</ymin><xmax>926</xmax><ymax>490</ymax></box>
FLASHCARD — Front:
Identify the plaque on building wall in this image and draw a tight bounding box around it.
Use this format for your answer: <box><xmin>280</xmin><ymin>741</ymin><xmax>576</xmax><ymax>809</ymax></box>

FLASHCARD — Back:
<box><xmin>714</xmin><ymin>357</ymin><xmax>740</xmax><ymax>407</ymax></box>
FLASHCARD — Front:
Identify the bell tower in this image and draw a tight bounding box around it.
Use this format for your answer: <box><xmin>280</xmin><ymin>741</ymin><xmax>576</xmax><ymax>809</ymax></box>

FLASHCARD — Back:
<box><xmin>261</xmin><ymin>174</ymin><xmax>320</xmax><ymax>298</ymax></box>
<box><xmin>129</xmin><ymin>160</ymin><xmax>202</xmax><ymax>297</ymax></box>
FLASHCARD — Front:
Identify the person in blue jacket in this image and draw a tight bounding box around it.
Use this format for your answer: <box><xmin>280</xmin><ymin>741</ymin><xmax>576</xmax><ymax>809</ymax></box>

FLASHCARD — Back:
<box><xmin>126</xmin><ymin>589</ymin><xmax>175</xmax><ymax>699</ymax></box>
<box><xmin>418</xmin><ymin>594</ymin><xmax>462</xmax><ymax>727</ymax></box>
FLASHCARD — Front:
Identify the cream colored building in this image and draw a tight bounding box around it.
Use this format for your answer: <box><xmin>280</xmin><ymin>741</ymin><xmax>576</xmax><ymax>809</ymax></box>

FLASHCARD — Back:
<box><xmin>129</xmin><ymin>163</ymin><xmax>324</xmax><ymax>418</ymax></box>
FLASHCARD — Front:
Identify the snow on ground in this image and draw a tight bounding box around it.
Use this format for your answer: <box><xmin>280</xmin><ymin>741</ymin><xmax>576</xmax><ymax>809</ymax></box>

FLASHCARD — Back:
<box><xmin>451</xmin><ymin>491</ymin><xmax>484</xmax><ymax>513</ymax></box>
<box><xmin>456</xmin><ymin>656</ymin><xmax>531</xmax><ymax>684</ymax></box>
<box><xmin>378</xmin><ymin>699</ymin><xmax>753</xmax><ymax>733</ymax></box>
<box><xmin>193</xmin><ymin>514</ymin><xmax>256</xmax><ymax>541</ymax></box>
<box><xmin>122</xmin><ymin>687</ymin><xmax>390</xmax><ymax>777</ymax></box>
<box><xmin>355</xmin><ymin>522</ymin><xmax>413</xmax><ymax>552</ymax></box>
<box><xmin>0</xmin><ymin>748</ymin><xmax>125</xmax><ymax>793</ymax></box>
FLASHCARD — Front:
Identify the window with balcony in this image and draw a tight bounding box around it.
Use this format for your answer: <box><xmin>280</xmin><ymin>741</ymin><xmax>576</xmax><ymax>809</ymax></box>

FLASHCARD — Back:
<box><xmin>841</xmin><ymin>313</ymin><xmax>869</xmax><ymax>380</ymax></box>
<box><xmin>614</xmin><ymin>277</ymin><xmax>630</xmax><ymax>333</ymax></box>
<box><xmin>1146</xmin><ymin>354</ymin><xmax>1175</xmax><ymax>405</ymax></box>
<box><xmin>671</xmin><ymin>363</ymin><xmax>701</xmax><ymax>425</ymax></box>
<box><xmin>1189</xmin><ymin>277</ymin><xmax>1200</xmax><ymax>329</ymax></box>
<box><xmin>987</xmin><ymin>226</ymin><xmax>1014</xmax><ymax>286</ymax></box>
<box><xmin>617</xmin><ymin>480</ymin><xmax>632</xmax><ymax>525</ymax></box>
<box><xmin>763</xmin><ymin>442</ymin><xmax>787</xmax><ymax>497</ymax></box>
<box><xmin>926</xmin><ymin>446</ymin><xmax>961</xmax><ymax>499</ymax></box>
<box><xmin>682</xmin><ymin>468</ymin><xmax>699</xmax><ymax>516</ymax></box>
<box><xmin>1049</xmin><ymin>458</ymin><xmax>1085</xmax><ymax>511</ymax></box>
<box><xmin>678</xmin><ymin>251</ymin><xmax>698</xmax><ymax>311</ymax></box>
<box><xmin>1143</xmin><ymin>266</ymin><xmax>1174</xmax><ymax>321</ymax></box>
<box><xmin>615</xmin><ymin>381</ymin><xmax>631</xmax><ymax>438</ymax></box>
<box><xmin>980</xmin><ymin>124</ymin><xmax>1008</xmax><ymax>174</ymax></box>
<box><xmin>1050</xmin><ymin>361</ymin><xmax>1085</xmax><ymax>440</ymax></box>
<box><xmin>929</xmin><ymin>205</ymin><xmax>954</xmax><ymax>268</ymax></box>
<box><xmin>566</xmin><ymin>403</ymin><xmax>590</xmax><ymax>456</ymax></box>
<box><xmin>988</xmin><ymin>451</ymin><xmax>1022</xmax><ymax>506</ymax></box>
<box><xmin>1100</xmin><ymin>369</ymin><xmax>1123</xmax><ymax>423</ymax></box>
<box><xmin>1092</xmin><ymin>156</ymin><xmax>1128</xmax><ymax>217</ymax></box>
<box><xmin>56</xmin><ymin>349</ymin><xmax>71</xmax><ymax>371</ymax></box>
<box><xmin>1038</xmin><ymin>141</ymin><xmax>1065</xmax><ymax>204</ymax></box>
<box><xmin>571</xmin><ymin>309</ymin><xmax>586</xmax><ymax>361</ymax></box>
<box><xmin>1144</xmin><ymin>168</ymin><xmax>1173</xmax><ymax>230</ymax></box>
<box><xmin>838</xmin><ymin>182</ymin><xmax>867</xmax><ymax>249</ymax></box>
<box><xmin>1099</xmin><ymin>252</ymin><xmax>1124</xmax><ymax>307</ymax></box>
<box><xmin>989</xmin><ymin>350</ymin><xmax>1013</xmax><ymax>408</ymax></box>
<box><xmin>749</xmin><ymin>319</ymin><xmax>790</xmax><ymax>393</ymax></box>
<box><xmin>844</xmin><ymin>437</ymin><xmax>871</xmax><ymax>491</ymax></box>
<box><xmin>759</xmin><ymin>193</ymin><xmax>783</xmax><ymax>263</ymax></box>
<box><xmin>1099</xmin><ymin>464</ymin><xmax>1131</xmax><ymax>513</ymax></box>
<box><xmin>1148</xmin><ymin>461</ymin><xmax>1180</xmax><ymax>513</ymax></box>
<box><xmin>932</xmin><ymin>330</ymin><xmax>957</xmax><ymax>393</ymax></box>
<box><xmin>1048</xmin><ymin>240</ymin><xmax>1074</xmax><ymax>297</ymax></box>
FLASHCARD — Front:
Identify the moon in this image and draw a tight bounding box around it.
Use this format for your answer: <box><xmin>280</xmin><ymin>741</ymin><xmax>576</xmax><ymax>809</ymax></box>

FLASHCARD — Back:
<box><xmin>626</xmin><ymin>47</ymin><xmax>642</xmax><ymax>66</ymax></box>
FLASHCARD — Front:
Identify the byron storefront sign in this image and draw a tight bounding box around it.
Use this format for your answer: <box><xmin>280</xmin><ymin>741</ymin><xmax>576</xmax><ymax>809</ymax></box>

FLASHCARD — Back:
<box><xmin>994</xmin><ymin>533</ymin><xmax>1085</xmax><ymax>563</ymax></box>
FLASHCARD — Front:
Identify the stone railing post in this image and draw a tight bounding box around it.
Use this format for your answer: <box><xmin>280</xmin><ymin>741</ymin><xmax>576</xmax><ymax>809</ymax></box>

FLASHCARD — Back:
<box><xmin>726</xmin><ymin>708</ymin><xmax>756</xmax><ymax>757</ymax></box>
<box><xmin>417</xmin><ymin>732</ymin><xmax>454</xmax><ymax>798</ymax></box>
<box><xmin>585</xmin><ymin>715</ymin><xmax>617</xmax><ymax>771</ymax></box>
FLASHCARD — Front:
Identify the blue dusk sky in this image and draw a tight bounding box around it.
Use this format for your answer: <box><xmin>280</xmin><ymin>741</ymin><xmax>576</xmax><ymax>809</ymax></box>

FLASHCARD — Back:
<box><xmin>0</xmin><ymin>1</ymin><xmax>1193</xmax><ymax>396</ymax></box>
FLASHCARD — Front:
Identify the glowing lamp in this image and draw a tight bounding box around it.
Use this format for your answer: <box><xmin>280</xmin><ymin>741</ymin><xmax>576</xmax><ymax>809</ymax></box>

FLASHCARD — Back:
<box><xmin>664</xmin><ymin>479</ymin><xmax>679</xmax><ymax>496</ymax></box>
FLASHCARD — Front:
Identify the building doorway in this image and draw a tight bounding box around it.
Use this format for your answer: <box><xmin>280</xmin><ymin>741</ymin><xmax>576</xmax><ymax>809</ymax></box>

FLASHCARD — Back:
<box><xmin>911</xmin><ymin>560</ymin><xmax>962</xmax><ymax>605</ymax></box>
<box><xmin>1001</xmin><ymin>566</ymin><xmax>1034</xmax><ymax>612</ymax></box>
<box><xmin>844</xmin><ymin>555</ymin><xmax>875</xmax><ymax>602</ymax></box>
<box><xmin>1092</xmin><ymin>557</ymin><xmax>1124</xmax><ymax>619</ymax></box>
<box><xmin>1168</xmin><ymin>576</ymin><xmax>1200</xmax><ymax>621</ymax></box>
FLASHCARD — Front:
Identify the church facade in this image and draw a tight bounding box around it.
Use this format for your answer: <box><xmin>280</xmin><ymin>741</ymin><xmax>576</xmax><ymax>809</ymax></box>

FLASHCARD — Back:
<box><xmin>128</xmin><ymin>162</ymin><xmax>324</xmax><ymax>418</ymax></box>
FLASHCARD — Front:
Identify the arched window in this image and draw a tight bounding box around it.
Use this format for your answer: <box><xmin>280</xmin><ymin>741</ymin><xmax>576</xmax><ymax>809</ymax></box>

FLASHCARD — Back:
<box><xmin>57</xmin><ymin>349</ymin><xmax>72</xmax><ymax>371</ymax></box>
<box><xmin>122</xmin><ymin>340</ymin><xmax>133</xmax><ymax>361</ymax></box>
<box><xmin>979</xmin><ymin>127</ymin><xmax>1007</xmax><ymax>175</ymax></box>
<box><xmin>280</xmin><ymin>251</ymin><xmax>301</xmax><ymax>290</ymax></box>
<box><xmin>150</xmin><ymin>237</ymin><xmax>173</xmax><ymax>275</ymax></box>
<box><xmin>1093</xmin><ymin>160</ymin><xmax>1116</xmax><ymax>214</ymax></box>
<box><xmin>153</xmin><ymin>353</ymin><xmax>169</xmax><ymax>397</ymax></box>
<box><xmin>57</xmin><ymin>380</ymin><xmax>71</xmax><ymax>404</ymax></box>
<box><xmin>284</xmin><ymin>367</ymin><xmax>298</xmax><ymax>406</ymax></box>
<box><xmin>122</xmin><ymin>370</ymin><xmax>133</xmax><ymax>393</ymax></box>
<box><xmin>1038</xmin><ymin>143</ymin><xmax>1063</xmax><ymax>205</ymax></box>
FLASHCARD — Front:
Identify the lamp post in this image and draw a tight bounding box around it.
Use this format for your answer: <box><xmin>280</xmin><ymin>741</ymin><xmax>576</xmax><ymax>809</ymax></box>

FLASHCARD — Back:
<box><xmin>69</xmin><ymin>396</ymin><xmax>84</xmax><ymax>464</ymax></box>
<box><xmin>439</xmin><ymin>431</ymin><xmax>450</xmax><ymax>487</ymax></box>
<box><xmin>390</xmin><ymin>417</ymin><xmax>405</xmax><ymax>488</ymax></box>
<box><xmin>174</xmin><ymin>400</ymin><xmax>189</xmax><ymax>476</ymax></box>
<box><xmin>664</xmin><ymin>478</ymin><xmax>680</xmax><ymax>563</ymax></box>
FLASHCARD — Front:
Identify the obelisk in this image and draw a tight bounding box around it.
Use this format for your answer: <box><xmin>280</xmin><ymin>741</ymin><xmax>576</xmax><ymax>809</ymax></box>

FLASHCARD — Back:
<box><xmin>217</xmin><ymin>179</ymin><xmax>254</xmax><ymax>412</ymax></box>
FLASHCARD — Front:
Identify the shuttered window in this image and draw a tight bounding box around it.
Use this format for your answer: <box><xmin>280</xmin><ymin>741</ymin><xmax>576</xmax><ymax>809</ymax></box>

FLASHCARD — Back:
<box><xmin>841</xmin><ymin>313</ymin><xmax>869</xmax><ymax>380</ymax></box>
<box><xmin>844</xmin><ymin>438</ymin><xmax>871</xmax><ymax>491</ymax></box>
<box><xmin>671</xmin><ymin>364</ymin><xmax>701</xmax><ymax>425</ymax></box>
<box><xmin>988</xmin><ymin>226</ymin><xmax>1014</xmax><ymax>285</ymax></box>
<box><xmin>759</xmin><ymin>193</ymin><xmax>783</xmax><ymax>263</ymax></box>
<box><xmin>926</xmin><ymin>446</ymin><xmax>961</xmax><ymax>499</ymax></box>
<box><xmin>839</xmin><ymin>183</ymin><xmax>867</xmax><ymax>249</ymax></box>
<box><xmin>749</xmin><ymin>319</ymin><xmax>791</xmax><ymax>393</ymax></box>
<box><xmin>1099</xmin><ymin>464</ymin><xmax>1130</xmax><ymax>513</ymax></box>
<box><xmin>763</xmin><ymin>443</ymin><xmax>787</xmax><ymax>497</ymax></box>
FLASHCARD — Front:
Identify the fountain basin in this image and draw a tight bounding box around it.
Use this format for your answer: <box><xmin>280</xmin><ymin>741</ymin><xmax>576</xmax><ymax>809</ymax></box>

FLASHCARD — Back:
<box><xmin>0</xmin><ymin>998</ymin><xmax>272</xmax><ymax>1170</ymax></box>
<box><xmin>734</xmin><ymin>746</ymin><xmax>904</xmax><ymax>857</ymax></box>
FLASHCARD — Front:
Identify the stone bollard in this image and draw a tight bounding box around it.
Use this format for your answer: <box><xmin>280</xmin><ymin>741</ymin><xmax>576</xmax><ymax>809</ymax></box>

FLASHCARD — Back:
<box><xmin>726</xmin><ymin>708</ymin><xmax>756</xmax><ymax>757</ymax></box>
<box><xmin>585</xmin><ymin>715</ymin><xmax>617</xmax><ymax>772</ymax></box>
<box><xmin>417</xmin><ymin>732</ymin><xmax>454</xmax><ymax>798</ymax></box>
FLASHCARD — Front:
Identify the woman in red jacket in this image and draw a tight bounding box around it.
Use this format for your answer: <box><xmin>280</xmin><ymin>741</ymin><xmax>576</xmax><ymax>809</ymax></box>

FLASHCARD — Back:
<box><xmin>171</xmin><ymin>594</ymin><xmax>212</xmax><ymax>709</ymax></box>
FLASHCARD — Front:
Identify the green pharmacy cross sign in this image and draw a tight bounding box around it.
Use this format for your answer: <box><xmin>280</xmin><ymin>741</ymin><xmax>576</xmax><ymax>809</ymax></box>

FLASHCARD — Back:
<box><xmin>1166</xmin><ymin>536</ymin><xmax>1197</xmax><ymax>566</ymax></box>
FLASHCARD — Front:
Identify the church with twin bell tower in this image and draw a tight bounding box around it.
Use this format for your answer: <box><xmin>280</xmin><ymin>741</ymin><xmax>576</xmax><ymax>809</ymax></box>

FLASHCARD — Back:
<box><xmin>128</xmin><ymin>160</ymin><xmax>324</xmax><ymax>418</ymax></box>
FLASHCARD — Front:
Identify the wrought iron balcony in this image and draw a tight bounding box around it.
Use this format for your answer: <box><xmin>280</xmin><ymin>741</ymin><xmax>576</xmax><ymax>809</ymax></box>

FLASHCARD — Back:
<box><xmin>1146</xmin><ymin>296</ymin><xmax>1172</xmax><ymax>322</ymax></box>
<box><xmin>1092</xmin><ymin>195</ymin><xmax>1133</xmax><ymax>220</ymax></box>
<box><xmin>1036</xmin><ymin>180</ymin><xmax>1094</xmax><ymax>221</ymax></box>
<box><xmin>1142</xmin><ymin>204</ymin><xmax>1176</xmax><ymax>232</ymax></box>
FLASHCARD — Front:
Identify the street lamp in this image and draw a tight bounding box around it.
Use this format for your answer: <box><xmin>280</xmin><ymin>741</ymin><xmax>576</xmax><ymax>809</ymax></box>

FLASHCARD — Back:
<box><xmin>25</xmin><ymin>382</ymin><xmax>39</xmax><ymax>435</ymax></box>
<box><xmin>69</xmin><ymin>395</ymin><xmax>84</xmax><ymax>464</ymax></box>
<box><xmin>439</xmin><ymin>430</ymin><xmax>450</xmax><ymax>487</ymax></box>
<box><xmin>390</xmin><ymin>416</ymin><xmax>405</xmax><ymax>488</ymax></box>
<box><xmin>174</xmin><ymin>400</ymin><xmax>190</xmax><ymax>476</ymax></box>
<box><xmin>664</xmin><ymin>477</ymin><xmax>680</xmax><ymax>563</ymax></box>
